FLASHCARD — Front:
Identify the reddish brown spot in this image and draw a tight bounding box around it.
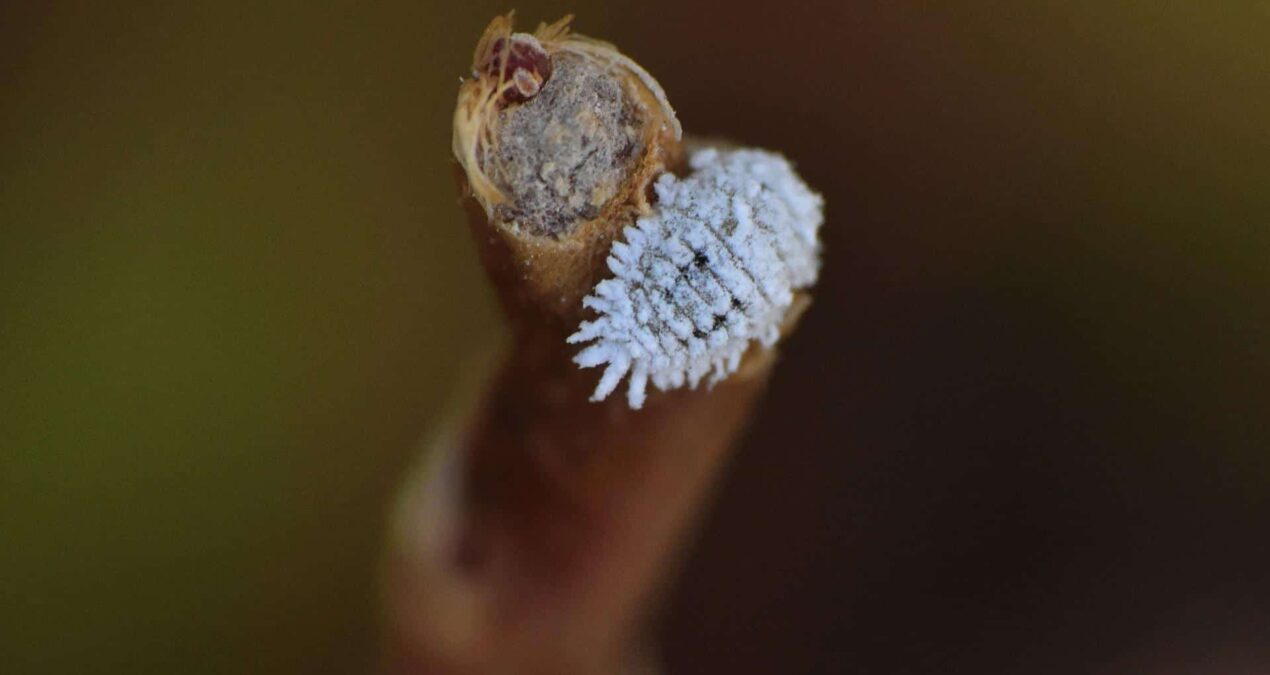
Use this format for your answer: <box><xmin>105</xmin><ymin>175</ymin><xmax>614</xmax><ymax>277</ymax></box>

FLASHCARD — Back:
<box><xmin>643</xmin><ymin>179</ymin><xmax>659</xmax><ymax>206</ymax></box>
<box><xmin>485</xmin><ymin>34</ymin><xmax>552</xmax><ymax>104</ymax></box>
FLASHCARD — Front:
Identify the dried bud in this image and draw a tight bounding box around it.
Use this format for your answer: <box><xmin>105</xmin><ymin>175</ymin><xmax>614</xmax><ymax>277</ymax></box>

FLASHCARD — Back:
<box><xmin>452</xmin><ymin>13</ymin><xmax>683</xmax><ymax>321</ymax></box>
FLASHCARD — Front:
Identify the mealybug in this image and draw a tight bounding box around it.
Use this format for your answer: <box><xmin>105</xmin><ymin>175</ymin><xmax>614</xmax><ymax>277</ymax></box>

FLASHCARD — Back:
<box><xmin>568</xmin><ymin>147</ymin><xmax>824</xmax><ymax>408</ymax></box>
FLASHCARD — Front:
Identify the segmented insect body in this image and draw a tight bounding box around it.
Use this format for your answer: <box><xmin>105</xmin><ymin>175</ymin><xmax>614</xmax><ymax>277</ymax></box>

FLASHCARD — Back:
<box><xmin>568</xmin><ymin>147</ymin><xmax>824</xmax><ymax>408</ymax></box>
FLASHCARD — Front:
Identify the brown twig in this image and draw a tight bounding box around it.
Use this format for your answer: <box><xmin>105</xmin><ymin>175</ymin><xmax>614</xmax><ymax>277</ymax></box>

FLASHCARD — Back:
<box><xmin>384</xmin><ymin>14</ymin><xmax>805</xmax><ymax>674</ymax></box>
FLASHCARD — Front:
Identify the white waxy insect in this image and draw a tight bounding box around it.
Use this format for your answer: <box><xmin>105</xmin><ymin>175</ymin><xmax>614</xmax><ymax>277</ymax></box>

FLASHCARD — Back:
<box><xmin>568</xmin><ymin>147</ymin><xmax>824</xmax><ymax>408</ymax></box>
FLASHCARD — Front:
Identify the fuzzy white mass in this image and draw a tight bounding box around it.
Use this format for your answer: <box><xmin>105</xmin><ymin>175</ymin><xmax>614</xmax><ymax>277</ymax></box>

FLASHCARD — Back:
<box><xmin>568</xmin><ymin>147</ymin><xmax>824</xmax><ymax>408</ymax></box>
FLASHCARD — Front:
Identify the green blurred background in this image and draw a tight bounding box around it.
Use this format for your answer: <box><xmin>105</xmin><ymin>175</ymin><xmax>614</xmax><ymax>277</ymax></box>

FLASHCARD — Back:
<box><xmin>2</xmin><ymin>2</ymin><xmax>1267</xmax><ymax>673</ymax></box>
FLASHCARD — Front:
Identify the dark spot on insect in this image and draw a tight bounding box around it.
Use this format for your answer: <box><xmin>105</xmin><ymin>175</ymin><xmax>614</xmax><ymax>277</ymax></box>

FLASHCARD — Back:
<box><xmin>713</xmin><ymin>314</ymin><xmax>727</xmax><ymax>330</ymax></box>
<box><xmin>693</xmin><ymin>251</ymin><xmax>709</xmax><ymax>268</ymax></box>
<box><xmin>662</xmin><ymin>288</ymin><xmax>674</xmax><ymax>303</ymax></box>
<box><xmin>692</xmin><ymin>328</ymin><xmax>706</xmax><ymax>339</ymax></box>
<box><xmin>730</xmin><ymin>297</ymin><xmax>745</xmax><ymax>311</ymax></box>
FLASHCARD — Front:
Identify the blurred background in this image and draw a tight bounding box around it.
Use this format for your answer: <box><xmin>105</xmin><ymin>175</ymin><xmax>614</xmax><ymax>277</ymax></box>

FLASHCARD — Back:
<box><xmin>2</xmin><ymin>1</ymin><xmax>1267</xmax><ymax>673</ymax></box>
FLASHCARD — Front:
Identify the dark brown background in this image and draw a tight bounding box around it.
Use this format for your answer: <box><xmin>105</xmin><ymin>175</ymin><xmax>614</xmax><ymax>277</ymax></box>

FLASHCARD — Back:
<box><xmin>3</xmin><ymin>1</ymin><xmax>1267</xmax><ymax>673</ymax></box>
